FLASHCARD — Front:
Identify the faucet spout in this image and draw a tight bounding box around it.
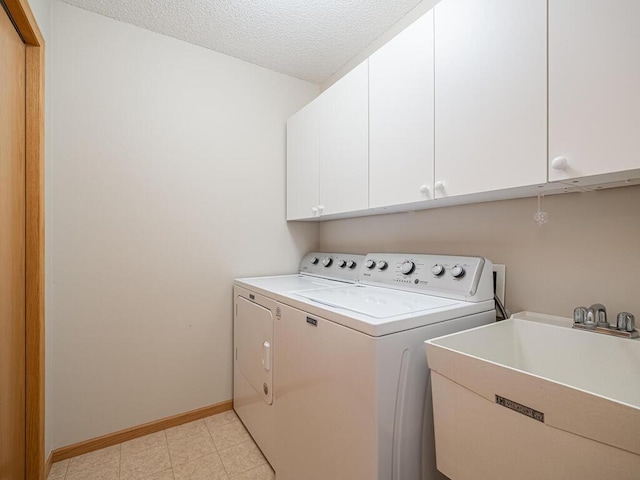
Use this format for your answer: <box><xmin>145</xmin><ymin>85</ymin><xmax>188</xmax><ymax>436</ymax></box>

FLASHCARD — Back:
<box><xmin>589</xmin><ymin>303</ymin><xmax>609</xmax><ymax>328</ymax></box>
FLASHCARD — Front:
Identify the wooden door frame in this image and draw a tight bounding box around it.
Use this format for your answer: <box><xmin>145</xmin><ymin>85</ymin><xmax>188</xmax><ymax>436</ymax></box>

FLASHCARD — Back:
<box><xmin>2</xmin><ymin>0</ymin><xmax>45</xmax><ymax>478</ymax></box>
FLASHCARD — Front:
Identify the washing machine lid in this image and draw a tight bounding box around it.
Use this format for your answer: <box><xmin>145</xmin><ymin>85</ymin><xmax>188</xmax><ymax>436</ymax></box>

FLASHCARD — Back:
<box><xmin>295</xmin><ymin>285</ymin><xmax>459</xmax><ymax>319</ymax></box>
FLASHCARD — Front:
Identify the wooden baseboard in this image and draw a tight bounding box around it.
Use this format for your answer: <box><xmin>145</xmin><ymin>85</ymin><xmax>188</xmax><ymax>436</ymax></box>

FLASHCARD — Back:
<box><xmin>51</xmin><ymin>400</ymin><xmax>233</xmax><ymax>463</ymax></box>
<box><xmin>44</xmin><ymin>451</ymin><xmax>53</xmax><ymax>478</ymax></box>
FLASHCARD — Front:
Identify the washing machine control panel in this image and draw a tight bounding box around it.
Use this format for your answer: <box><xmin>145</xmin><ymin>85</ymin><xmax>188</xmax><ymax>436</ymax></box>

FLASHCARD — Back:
<box><xmin>359</xmin><ymin>253</ymin><xmax>491</xmax><ymax>300</ymax></box>
<box><xmin>299</xmin><ymin>252</ymin><xmax>365</xmax><ymax>282</ymax></box>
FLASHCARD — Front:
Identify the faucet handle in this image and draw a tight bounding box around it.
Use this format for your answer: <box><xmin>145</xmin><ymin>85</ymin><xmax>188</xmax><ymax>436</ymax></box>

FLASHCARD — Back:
<box><xmin>589</xmin><ymin>303</ymin><xmax>609</xmax><ymax>328</ymax></box>
<box><xmin>573</xmin><ymin>307</ymin><xmax>588</xmax><ymax>324</ymax></box>
<box><xmin>617</xmin><ymin>312</ymin><xmax>636</xmax><ymax>332</ymax></box>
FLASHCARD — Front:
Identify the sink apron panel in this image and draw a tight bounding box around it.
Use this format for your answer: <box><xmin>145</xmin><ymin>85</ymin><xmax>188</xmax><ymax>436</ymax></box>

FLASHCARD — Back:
<box><xmin>425</xmin><ymin>340</ymin><xmax>640</xmax><ymax>456</ymax></box>
<box><xmin>431</xmin><ymin>372</ymin><xmax>640</xmax><ymax>480</ymax></box>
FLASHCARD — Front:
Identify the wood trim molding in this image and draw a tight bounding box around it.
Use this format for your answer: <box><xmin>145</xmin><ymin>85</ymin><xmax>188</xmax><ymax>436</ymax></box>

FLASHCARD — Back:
<box><xmin>2</xmin><ymin>0</ymin><xmax>43</xmax><ymax>46</ymax></box>
<box><xmin>44</xmin><ymin>452</ymin><xmax>53</xmax><ymax>479</ymax></box>
<box><xmin>52</xmin><ymin>400</ymin><xmax>234</xmax><ymax>463</ymax></box>
<box><xmin>25</xmin><ymin>43</ymin><xmax>45</xmax><ymax>480</ymax></box>
<box><xmin>2</xmin><ymin>0</ymin><xmax>45</xmax><ymax>478</ymax></box>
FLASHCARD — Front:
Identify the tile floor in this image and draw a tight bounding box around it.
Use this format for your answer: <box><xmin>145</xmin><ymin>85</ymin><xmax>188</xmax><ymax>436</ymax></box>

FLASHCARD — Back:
<box><xmin>47</xmin><ymin>410</ymin><xmax>275</xmax><ymax>480</ymax></box>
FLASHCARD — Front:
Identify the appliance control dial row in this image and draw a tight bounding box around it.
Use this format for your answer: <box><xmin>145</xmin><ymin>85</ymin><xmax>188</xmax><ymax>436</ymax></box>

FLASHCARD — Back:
<box><xmin>322</xmin><ymin>257</ymin><xmax>333</xmax><ymax>267</ymax></box>
<box><xmin>346</xmin><ymin>260</ymin><xmax>357</xmax><ymax>269</ymax></box>
<box><xmin>377</xmin><ymin>261</ymin><xmax>388</xmax><ymax>271</ymax></box>
<box><xmin>431</xmin><ymin>264</ymin><xmax>445</xmax><ymax>276</ymax></box>
<box><xmin>310</xmin><ymin>257</ymin><xmax>319</xmax><ymax>265</ymax></box>
<box><xmin>337</xmin><ymin>260</ymin><xmax>347</xmax><ymax>268</ymax></box>
<box><xmin>365</xmin><ymin>259</ymin><xmax>376</xmax><ymax>269</ymax></box>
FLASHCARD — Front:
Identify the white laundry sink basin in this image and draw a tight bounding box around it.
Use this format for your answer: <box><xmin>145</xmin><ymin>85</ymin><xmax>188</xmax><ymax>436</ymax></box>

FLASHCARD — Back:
<box><xmin>424</xmin><ymin>312</ymin><xmax>640</xmax><ymax>480</ymax></box>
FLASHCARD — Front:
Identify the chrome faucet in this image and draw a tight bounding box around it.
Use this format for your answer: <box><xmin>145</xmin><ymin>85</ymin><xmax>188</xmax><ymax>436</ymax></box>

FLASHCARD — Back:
<box><xmin>590</xmin><ymin>303</ymin><xmax>609</xmax><ymax>328</ymax></box>
<box><xmin>573</xmin><ymin>304</ymin><xmax>638</xmax><ymax>339</ymax></box>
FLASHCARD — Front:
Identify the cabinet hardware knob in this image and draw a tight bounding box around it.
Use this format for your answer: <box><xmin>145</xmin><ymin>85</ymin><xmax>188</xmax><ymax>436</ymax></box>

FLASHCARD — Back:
<box><xmin>434</xmin><ymin>181</ymin><xmax>445</xmax><ymax>191</ymax></box>
<box><xmin>419</xmin><ymin>184</ymin><xmax>430</xmax><ymax>195</ymax></box>
<box><xmin>551</xmin><ymin>156</ymin><xmax>568</xmax><ymax>170</ymax></box>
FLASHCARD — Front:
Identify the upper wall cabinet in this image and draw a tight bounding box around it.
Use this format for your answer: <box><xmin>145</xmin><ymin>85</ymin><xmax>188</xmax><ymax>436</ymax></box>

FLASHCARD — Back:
<box><xmin>318</xmin><ymin>60</ymin><xmax>369</xmax><ymax>217</ymax></box>
<box><xmin>286</xmin><ymin>61</ymin><xmax>368</xmax><ymax>220</ymax></box>
<box><xmin>369</xmin><ymin>11</ymin><xmax>435</xmax><ymax>208</ymax></box>
<box><xmin>287</xmin><ymin>99</ymin><xmax>320</xmax><ymax>221</ymax></box>
<box><xmin>548</xmin><ymin>0</ymin><xmax>640</xmax><ymax>183</ymax></box>
<box><xmin>434</xmin><ymin>0</ymin><xmax>547</xmax><ymax>199</ymax></box>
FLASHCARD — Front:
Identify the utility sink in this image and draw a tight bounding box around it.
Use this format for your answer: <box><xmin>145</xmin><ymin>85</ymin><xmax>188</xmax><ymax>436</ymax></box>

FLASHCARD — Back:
<box><xmin>425</xmin><ymin>312</ymin><xmax>640</xmax><ymax>480</ymax></box>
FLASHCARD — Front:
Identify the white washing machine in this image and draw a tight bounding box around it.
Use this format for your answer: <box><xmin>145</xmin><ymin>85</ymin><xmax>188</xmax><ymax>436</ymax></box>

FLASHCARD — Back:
<box><xmin>233</xmin><ymin>252</ymin><xmax>365</xmax><ymax>470</ymax></box>
<box><xmin>234</xmin><ymin>252</ymin><xmax>496</xmax><ymax>480</ymax></box>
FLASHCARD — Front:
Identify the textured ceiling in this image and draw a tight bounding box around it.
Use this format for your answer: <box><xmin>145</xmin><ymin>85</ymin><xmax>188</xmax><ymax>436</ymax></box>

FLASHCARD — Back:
<box><xmin>59</xmin><ymin>0</ymin><xmax>423</xmax><ymax>84</ymax></box>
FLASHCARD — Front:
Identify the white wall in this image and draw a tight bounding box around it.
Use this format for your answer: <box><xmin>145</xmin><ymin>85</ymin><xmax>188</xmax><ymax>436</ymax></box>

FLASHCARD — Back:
<box><xmin>50</xmin><ymin>0</ymin><xmax>319</xmax><ymax>449</ymax></box>
<box><xmin>320</xmin><ymin>186</ymin><xmax>640</xmax><ymax>319</ymax></box>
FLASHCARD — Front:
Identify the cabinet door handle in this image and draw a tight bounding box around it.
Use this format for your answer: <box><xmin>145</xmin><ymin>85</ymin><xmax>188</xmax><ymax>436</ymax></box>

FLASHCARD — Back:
<box><xmin>419</xmin><ymin>184</ymin><xmax>430</xmax><ymax>195</ymax></box>
<box><xmin>311</xmin><ymin>206</ymin><xmax>318</xmax><ymax>215</ymax></box>
<box><xmin>318</xmin><ymin>205</ymin><xmax>325</xmax><ymax>214</ymax></box>
<box><xmin>551</xmin><ymin>156</ymin><xmax>568</xmax><ymax>170</ymax></box>
<box><xmin>262</xmin><ymin>341</ymin><xmax>271</xmax><ymax>371</ymax></box>
<box><xmin>434</xmin><ymin>181</ymin><xmax>445</xmax><ymax>191</ymax></box>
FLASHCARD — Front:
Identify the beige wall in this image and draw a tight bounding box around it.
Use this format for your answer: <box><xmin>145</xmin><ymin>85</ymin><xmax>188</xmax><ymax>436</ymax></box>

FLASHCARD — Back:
<box><xmin>49</xmin><ymin>1</ymin><xmax>318</xmax><ymax>449</ymax></box>
<box><xmin>320</xmin><ymin>185</ymin><xmax>640</xmax><ymax>318</ymax></box>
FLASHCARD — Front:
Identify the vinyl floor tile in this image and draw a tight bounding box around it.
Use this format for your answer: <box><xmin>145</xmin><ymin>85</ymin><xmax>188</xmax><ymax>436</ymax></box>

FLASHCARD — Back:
<box><xmin>167</xmin><ymin>428</ymin><xmax>217</xmax><ymax>467</ymax></box>
<box><xmin>53</xmin><ymin>410</ymin><xmax>270</xmax><ymax>480</ymax></box>
<box><xmin>173</xmin><ymin>452</ymin><xmax>228</xmax><ymax>480</ymax></box>
<box><xmin>204</xmin><ymin>411</ymin><xmax>239</xmax><ymax>430</ymax></box>
<box><xmin>142</xmin><ymin>469</ymin><xmax>175</xmax><ymax>480</ymax></box>
<box><xmin>121</xmin><ymin>444</ymin><xmax>172</xmax><ymax>480</ymax></box>
<box><xmin>67</xmin><ymin>445</ymin><xmax>120</xmax><ymax>475</ymax></box>
<box><xmin>208</xmin><ymin>421</ymin><xmax>252</xmax><ymax>451</ymax></box>
<box><xmin>218</xmin><ymin>440</ymin><xmax>267</xmax><ymax>477</ymax></box>
<box><xmin>230</xmin><ymin>464</ymin><xmax>275</xmax><ymax>480</ymax></box>
<box><xmin>47</xmin><ymin>459</ymin><xmax>69</xmax><ymax>480</ymax></box>
<box><xmin>65</xmin><ymin>459</ymin><xmax>120</xmax><ymax>480</ymax></box>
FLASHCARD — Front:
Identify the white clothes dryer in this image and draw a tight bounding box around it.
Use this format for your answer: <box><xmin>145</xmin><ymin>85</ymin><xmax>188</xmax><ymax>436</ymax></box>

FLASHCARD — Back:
<box><xmin>233</xmin><ymin>252</ymin><xmax>364</xmax><ymax>470</ymax></box>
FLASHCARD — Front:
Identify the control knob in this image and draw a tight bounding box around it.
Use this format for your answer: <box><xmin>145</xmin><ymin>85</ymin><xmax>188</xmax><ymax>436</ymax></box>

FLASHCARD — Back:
<box><xmin>346</xmin><ymin>260</ymin><xmax>357</xmax><ymax>269</ymax></box>
<box><xmin>451</xmin><ymin>264</ymin><xmax>465</xmax><ymax>278</ymax></box>
<box><xmin>322</xmin><ymin>257</ymin><xmax>333</xmax><ymax>267</ymax></box>
<box><xmin>365</xmin><ymin>259</ymin><xmax>376</xmax><ymax>269</ymax></box>
<box><xmin>431</xmin><ymin>264</ymin><xmax>445</xmax><ymax>276</ymax></box>
<box><xmin>377</xmin><ymin>261</ymin><xmax>388</xmax><ymax>271</ymax></box>
<box><xmin>337</xmin><ymin>260</ymin><xmax>347</xmax><ymax>268</ymax></box>
<box><xmin>401</xmin><ymin>260</ymin><xmax>416</xmax><ymax>275</ymax></box>
<box><xmin>310</xmin><ymin>257</ymin><xmax>319</xmax><ymax>265</ymax></box>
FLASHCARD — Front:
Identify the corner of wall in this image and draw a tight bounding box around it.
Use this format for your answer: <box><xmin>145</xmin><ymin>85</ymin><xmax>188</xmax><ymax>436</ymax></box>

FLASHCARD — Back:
<box><xmin>320</xmin><ymin>0</ymin><xmax>440</xmax><ymax>91</ymax></box>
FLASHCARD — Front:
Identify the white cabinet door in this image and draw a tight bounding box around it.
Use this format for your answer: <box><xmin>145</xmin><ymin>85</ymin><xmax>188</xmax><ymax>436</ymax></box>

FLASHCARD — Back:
<box><xmin>286</xmin><ymin>99</ymin><xmax>319</xmax><ymax>220</ymax></box>
<box><xmin>434</xmin><ymin>0</ymin><xmax>547</xmax><ymax>198</ymax></box>
<box><xmin>369</xmin><ymin>11</ymin><xmax>435</xmax><ymax>208</ymax></box>
<box><xmin>549</xmin><ymin>0</ymin><xmax>640</xmax><ymax>182</ymax></box>
<box><xmin>319</xmin><ymin>60</ymin><xmax>369</xmax><ymax>216</ymax></box>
